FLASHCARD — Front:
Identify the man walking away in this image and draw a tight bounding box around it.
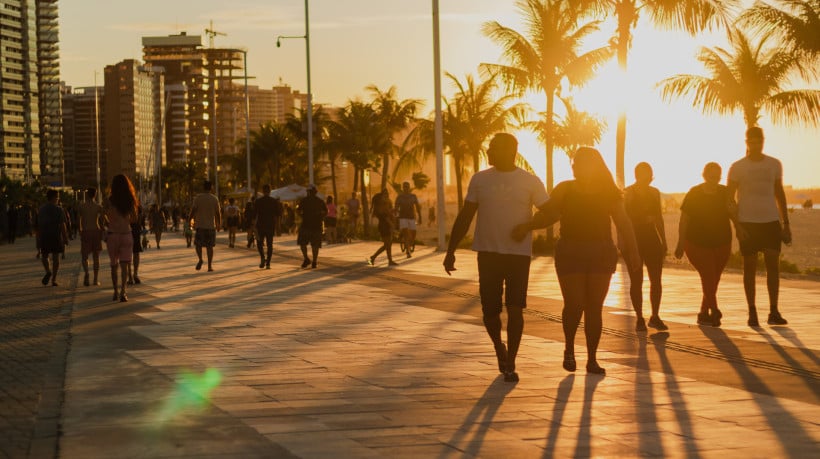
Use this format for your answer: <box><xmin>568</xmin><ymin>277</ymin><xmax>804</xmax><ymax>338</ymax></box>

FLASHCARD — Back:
<box><xmin>191</xmin><ymin>180</ymin><xmax>222</xmax><ymax>272</ymax></box>
<box><xmin>255</xmin><ymin>184</ymin><xmax>283</xmax><ymax>269</ymax></box>
<box><xmin>297</xmin><ymin>184</ymin><xmax>327</xmax><ymax>269</ymax></box>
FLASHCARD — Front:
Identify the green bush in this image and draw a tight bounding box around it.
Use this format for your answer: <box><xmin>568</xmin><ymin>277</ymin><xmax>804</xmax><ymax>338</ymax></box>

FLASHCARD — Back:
<box><xmin>726</xmin><ymin>250</ymin><xmax>801</xmax><ymax>274</ymax></box>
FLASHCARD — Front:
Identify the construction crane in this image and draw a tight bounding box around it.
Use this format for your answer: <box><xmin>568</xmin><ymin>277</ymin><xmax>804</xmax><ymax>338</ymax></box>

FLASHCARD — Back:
<box><xmin>204</xmin><ymin>20</ymin><xmax>226</xmax><ymax>48</ymax></box>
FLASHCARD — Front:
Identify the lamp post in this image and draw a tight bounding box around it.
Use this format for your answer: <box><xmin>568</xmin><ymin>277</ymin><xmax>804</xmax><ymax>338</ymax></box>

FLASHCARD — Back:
<box><xmin>432</xmin><ymin>0</ymin><xmax>446</xmax><ymax>250</ymax></box>
<box><xmin>94</xmin><ymin>71</ymin><xmax>102</xmax><ymax>203</ymax></box>
<box><xmin>276</xmin><ymin>0</ymin><xmax>313</xmax><ymax>185</ymax></box>
<box><xmin>241</xmin><ymin>49</ymin><xmax>251</xmax><ymax>194</ymax></box>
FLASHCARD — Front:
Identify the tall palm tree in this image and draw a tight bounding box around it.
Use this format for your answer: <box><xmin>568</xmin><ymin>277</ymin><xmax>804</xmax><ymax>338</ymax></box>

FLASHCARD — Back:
<box><xmin>329</xmin><ymin>100</ymin><xmax>391</xmax><ymax>235</ymax></box>
<box><xmin>367</xmin><ymin>85</ymin><xmax>421</xmax><ymax>190</ymax></box>
<box><xmin>482</xmin><ymin>0</ymin><xmax>612</xmax><ymax>193</ymax></box>
<box><xmin>284</xmin><ymin>105</ymin><xmax>331</xmax><ymax>186</ymax></box>
<box><xmin>405</xmin><ymin>73</ymin><xmax>526</xmax><ymax>210</ymax></box>
<box><xmin>249</xmin><ymin>122</ymin><xmax>300</xmax><ymax>188</ymax></box>
<box><xmin>739</xmin><ymin>0</ymin><xmax>820</xmax><ymax>60</ymax></box>
<box><xmin>580</xmin><ymin>0</ymin><xmax>738</xmax><ymax>186</ymax></box>
<box><xmin>657</xmin><ymin>28</ymin><xmax>820</xmax><ymax>128</ymax></box>
<box><xmin>527</xmin><ymin>96</ymin><xmax>608</xmax><ymax>160</ymax></box>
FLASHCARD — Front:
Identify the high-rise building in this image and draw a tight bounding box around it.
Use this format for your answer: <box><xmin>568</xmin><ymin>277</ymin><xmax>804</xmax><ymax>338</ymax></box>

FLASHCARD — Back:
<box><xmin>0</xmin><ymin>0</ymin><xmax>62</xmax><ymax>183</ymax></box>
<box><xmin>142</xmin><ymin>33</ymin><xmax>207</xmax><ymax>165</ymax></box>
<box><xmin>247</xmin><ymin>84</ymin><xmax>308</xmax><ymax>128</ymax></box>
<box><xmin>103</xmin><ymin>59</ymin><xmax>165</xmax><ymax>189</ymax></box>
<box><xmin>61</xmin><ymin>85</ymin><xmax>105</xmax><ymax>189</ymax></box>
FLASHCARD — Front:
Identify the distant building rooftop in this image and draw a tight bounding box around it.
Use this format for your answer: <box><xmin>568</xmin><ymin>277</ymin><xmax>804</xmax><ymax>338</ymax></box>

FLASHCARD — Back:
<box><xmin>142</xmin><ymin>32</ymin><xmax>202</xmax><ymax>47</ymax></box>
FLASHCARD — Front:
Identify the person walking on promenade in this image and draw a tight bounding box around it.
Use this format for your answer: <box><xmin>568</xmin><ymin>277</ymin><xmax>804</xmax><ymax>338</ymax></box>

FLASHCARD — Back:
<box><xmin>243</xmin><ymin>197</ymin><xmax>256</xmax><ymax>248</ymax></box>
<box><xmin>255</xmin><ymin>184</ymin><xmax>283</xmax><ymax>269</ymax></box>
<box><xmin>675</xmin><ymin>162</ymin><xmax>733</xmax><ymax>327</ymax></box>
<box><xmin>368</xmin><ymin>187</ymin><xmax>397</xmax><ymax>266</ymax></box>
<box><xmin>78</xmin><ymin>187</ymin><xmax>105</xmax><ymax>286</ymax></box>
<box><xmin>297</xmin><ymin>184</ymin><xmax>327</xmax><ymax>268</ymax></box>
<box><xmin>127</xmin><ymin>204</ymin><xmax>145</xmax><ymax>285</ymax></box>
<box><xmin>191</xmin><ymin>180</ymin><xmax>222</xmax><ymax>272</ymax></box>
<box><xmin>148</xmin><ymin>203</ymin><xmax>166</xmax><ymax>249</ymax></box>
<box><xmin>624</xmin><ymin>162</ymin><xmax>668</xmax><ymax>331</ymax></box>
<box><xmin>517</xmin><ymin>147</ymin><xmax>639</xmax><ymax>376</ymax></box>
<box><xmin>395</xmin><ymin>181</ymin><xmax>422</xmax><ymax>258</ymax></box>
<box><xmin>346</xmin><ymin>192</ymin><xmax>360</xmax><ymax>235</ymax></box>
<box><xmin>445</xmin><ymin>133</ymin><xmax>549</xmax><ymax>383</ymax></box>
<box><xmin>105</xmin><ymin>175</ymin><xmax>139</xmax><ymax>301</ymax></box>
<box><xmin>224</xmin><ymin>197</ymin><xmax>241</xmax><ymax>248</ymax></box>
<box><xmin>324</xmin><ymin>196</ymin><xmax>338</xmax><ymax>244</ymax></box>
<box><xmin>727</xmin><ymin>126</ymin><xmax>790</xmax><ymax>327</ymax></box>
<box><xmin>36</xmin><ymin>189</ymin><xmax>68</xmax><ymax>287</ymax></box>
<box><xmin>6</xmin><ymin>204</ymin><xmax>18</xmax><ymax>244</ymax></box>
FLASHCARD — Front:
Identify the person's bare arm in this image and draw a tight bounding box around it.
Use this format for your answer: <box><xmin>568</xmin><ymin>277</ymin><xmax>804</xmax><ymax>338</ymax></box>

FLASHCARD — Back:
<box><xmin>653</xmin><ymin>188</ymin><xmax>667</xmax><ymax>252</ymax></box>
<box><xmin>674</xmin><ymin>212</ymin><xmax>689</xmax><ymax>259</ymax></box>
<box><xmin>726</xmin><ymin>179</ymin><xmax>746</xmax><ymax>241</ymax></box>
<box><xmin>611</xmin><ymin>201</ymin><xmax>641</xmax><ymax>274</ymax></box>
<box><xmin>774</xmin><ymin>177</ymin><xmax>791</xmax><ymax>244</ymax></box>
<box><xmin>443</xmin><ymin>201</ymin><xmax>477</xmax><ymax>275</ymax></box>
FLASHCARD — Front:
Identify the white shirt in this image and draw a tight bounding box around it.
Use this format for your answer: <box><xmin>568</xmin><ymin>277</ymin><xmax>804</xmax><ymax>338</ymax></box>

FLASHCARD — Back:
<box><xmin>727</xmin><ymin>154</ymin><xmax>782</xmax><ymax>223</ymax></box>
<box><xmin>465</xmin><ymin>167</ymin><xmax>549</xmax><ymax>257</ymax></box>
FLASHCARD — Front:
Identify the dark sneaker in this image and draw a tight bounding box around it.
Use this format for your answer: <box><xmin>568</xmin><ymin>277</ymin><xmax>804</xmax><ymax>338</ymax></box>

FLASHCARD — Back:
<box><xmin>493</xmin><ymin>343</ymin><xmax>508</xmax><ymax>373</ymax></box>
<box><xmin>301</xmin><ymin>259</ymin><xmax>311</xmax><ymax>268</ymax></box>
<box><xmin>83</xmin><ymin>273</ymin><xmax>90</xmax><ymax>287</ymax></box>
<box><xmin>697</xmin><ymin>311</ymin><xmax>712</xmax><ymax>326</ymax></box>
<box><xmin>635</xmin><ymin>317</ymin><xmax>647</xmax><ymax>332</ymax></box>
<box><xmin>767</xmin><ymin>312</ymin><xmax>788</xmax><ymax>325</ymax></box>
<box><xmin>134</xmin><ymin>276</ymin><xmax>141</xmax><ymax>285</ymax></box>
<box><xmin>711</xmin><ymin>309</ymin><xmax>723</xmax><ymax>327</ymax></box>
<box><xmin>196</xmin><ymin>260</ymin><xmax>203</xmax><ymax>271</ymax></box>
<box><xmin>388</xmin><ymin>260</ymin><xmax>399</xmax><ymax>266</ymax></box>
<box><xmin>748</xmin><ymin>315</ymin><xmax>760</xmax><ymax>327</ymax></box>
<box><xmin>648</xmin><ymin>316</ymin><xmax>668</xmax><ymax>331</ymax></box>
<box><xmin>42</xmin><ymin>272</ymin><xmax>51</xmax><ymax>285</ymax></box>
<box><xmin>503</xmin><ymin>371</ymin><xmax>519</xmax><ymax>382</ymax></box>
<box><xmin>259</xmin><ymin>260</ymin><xmax>265</xmax><ymax>268</ymax></box>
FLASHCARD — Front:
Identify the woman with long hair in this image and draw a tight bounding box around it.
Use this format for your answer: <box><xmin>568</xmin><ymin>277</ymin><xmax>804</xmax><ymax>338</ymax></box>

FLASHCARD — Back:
<box><xmin>518</xmin><ymin>147</ymin><xmax>639</xmax><ymax>375</ymax></box>
<box><xmin>105</xmin><ymin>174</ymin><xmax>139</xmax><ymax>302</ymax></box>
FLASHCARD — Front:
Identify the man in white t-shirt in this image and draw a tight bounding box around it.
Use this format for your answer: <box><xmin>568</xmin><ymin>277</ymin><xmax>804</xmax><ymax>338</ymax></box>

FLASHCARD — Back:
<box><xmin>444</xmin><ymin>133</ymin><xmax>549</xmax><ymax>383</ymax></box>
<box><xmin>727</xmin><ymin>126</ymin><xmax>790</xmax><ymax>327</ymax></box>
<box><xmin>191</xmin><ymin>180</ymin><xmax>222</xmax><ymax>272</ymax></box>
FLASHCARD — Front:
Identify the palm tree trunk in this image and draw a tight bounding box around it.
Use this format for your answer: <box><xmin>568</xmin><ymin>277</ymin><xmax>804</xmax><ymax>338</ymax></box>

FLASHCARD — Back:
<box><xmin>381</xmin><ymin>152</ymin><xmax>390</xmax><ymax>189</ymax></box>
<box><xmin>615</xmin><ymin>8</ymin><xmax>634</xmax><ymax>189</ymax></box>
<box><xmin>330</xmin><ymin>155</ymin><xmax>338</xmax><ymax>205</ymax></box>
<box><xmin>545</xmin><ymin>90</ymin><xmax>556</xmax><ymax>244</ymax></box>
<box><xmin>360</xmin><ymin>168</ymin><xmax>370</xmax><ymax>236</ymax></box>
<box><xmin>455</xmin><ymin>155</ymin><xmax>464</xmax><ymax>211</ymax></box>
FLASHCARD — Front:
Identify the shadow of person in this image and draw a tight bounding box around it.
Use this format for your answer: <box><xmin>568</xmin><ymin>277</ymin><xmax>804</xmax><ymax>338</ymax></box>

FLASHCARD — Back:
<box><xmin>436</xmin><ymin>375</ymin><xmax>515</xmax><ymax>459</ymax></box>
<box><xmin>543</xmin><ymin>375</ymin><xmax>575</xmax><ymax>458</ymax></box>
<box><xmin>772</xmin><ymin>327</ymin><xmax>820</xmax><ymax>367</ymax></box>
<box><xmin>700</xmin><ymin>326</ymin><xmax>816</xmax><ymax>456</ymax></box>
<box><xmin>650</xmin><ymin>331</ymin><xmax>702</xmax><ymax>458</ymax></box>
<box><xmin>573</xmin><ymin>374</ymin><xmax>603</xmax><ymax>457</ymax></box>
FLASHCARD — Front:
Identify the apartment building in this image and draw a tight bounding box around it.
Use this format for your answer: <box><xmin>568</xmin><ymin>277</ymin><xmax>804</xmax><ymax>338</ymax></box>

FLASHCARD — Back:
<box><xmin>61</xmin><ymin>85</ymin><xmax>105</xmax><ymax>188</ymax></box>
<box><xmin>0</xmin><ymin>0</ymin><xmax>62</xmax><ymax>183</ymax></box>
<box><xmin>103</xmin><ymin>59</ymin><xmax>165</xmax><ymax>188</ymax></box>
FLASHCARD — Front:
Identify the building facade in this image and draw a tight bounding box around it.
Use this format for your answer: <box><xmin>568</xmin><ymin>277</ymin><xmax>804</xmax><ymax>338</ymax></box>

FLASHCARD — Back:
<box><xmin>61</xmin><ymin>85</ymin><xmax>105</xmax><ymax>189</ymax></box>
<box><xmin>142</xmin><ymin>33</ymin><xmax>206</xmax><ymax>166</ymax></box>
<box><xmin>0</xmin><ymin>0</ymin><xmax>62</xmax><ymax>183</ymax></box>
<box><xmin>103</xmin><ymin>59</ymin><xmax>165</xmax><ymax>189</ymax></box>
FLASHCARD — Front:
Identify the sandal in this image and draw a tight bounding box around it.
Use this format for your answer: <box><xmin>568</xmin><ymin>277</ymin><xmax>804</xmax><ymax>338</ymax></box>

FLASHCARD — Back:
<box><xmin>563</xmin><ymin>350</ymin><xmax>576</xmax><ymax>372</ymax></box>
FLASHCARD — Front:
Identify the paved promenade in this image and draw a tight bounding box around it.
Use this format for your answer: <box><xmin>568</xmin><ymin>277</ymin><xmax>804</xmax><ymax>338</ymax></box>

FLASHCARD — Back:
<box><xmin>1</xmin><ymin>231</ymin><xmax>818</xmax><ymax>458</ymax></box>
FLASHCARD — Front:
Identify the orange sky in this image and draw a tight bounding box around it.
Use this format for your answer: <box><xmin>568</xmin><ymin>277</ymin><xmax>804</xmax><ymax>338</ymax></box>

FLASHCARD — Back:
<box><xmin>60</xmin><ymin>0</ymin><xmax>819</xmax><ymax>192</ymax></box>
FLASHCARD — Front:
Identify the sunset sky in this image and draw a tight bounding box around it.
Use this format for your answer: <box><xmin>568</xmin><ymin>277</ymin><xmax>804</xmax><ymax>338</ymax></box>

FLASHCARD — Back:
<box><xmin>60</xmin><ymin>0</ymin><xmax>819</xmax><ymax>193</ymax></box>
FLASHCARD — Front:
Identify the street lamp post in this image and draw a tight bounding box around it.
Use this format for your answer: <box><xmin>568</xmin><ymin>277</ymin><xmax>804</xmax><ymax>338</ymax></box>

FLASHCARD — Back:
<box><xmin>242</xmin><ymin>50</ymin><xmax>251</xmax><ymax>194</ymax></box>
<box><xmin>432</xmin><ymin>0</ymin><xmax>446</xmax><ymax>250</ymax></box>
<box><xmin>276</xmin><ymin>0</ymin><xmax>313</xmax><ymax>185</ymax></box>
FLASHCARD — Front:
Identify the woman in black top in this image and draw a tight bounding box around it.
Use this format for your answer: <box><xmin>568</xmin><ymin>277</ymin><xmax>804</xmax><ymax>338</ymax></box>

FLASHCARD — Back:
<box><xmin>519</xmin><ymin>147</ymin><xmax>639</xmax><ymax>375</ymax></box>
<box><xmin>674</xmin><ymin>162</ymin><xmax>733</xmax><ymax>327</ymax></box>
<box><xmin>624</xmin><ymin>162</ymin><xmax>668</xmax><ymax>332</ymax></box>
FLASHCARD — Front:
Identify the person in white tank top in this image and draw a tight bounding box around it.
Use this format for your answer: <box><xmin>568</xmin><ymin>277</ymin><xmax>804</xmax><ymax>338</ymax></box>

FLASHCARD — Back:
<box><xmin>727</xmin><ymin>126</ymin><xmax>790</xmax><ymax>327</ymax></box>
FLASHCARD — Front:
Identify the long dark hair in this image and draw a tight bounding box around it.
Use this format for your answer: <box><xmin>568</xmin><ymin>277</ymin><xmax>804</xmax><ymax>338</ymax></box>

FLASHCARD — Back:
<box><xmin>572</xmin><ymin>147</ymin><xmax>621</xmax><ymax>198</ymax></box>
<box><xmin>109</xmin><ymin>174</ymin><xmax>138</xmax><ymax>218</ymax></box>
